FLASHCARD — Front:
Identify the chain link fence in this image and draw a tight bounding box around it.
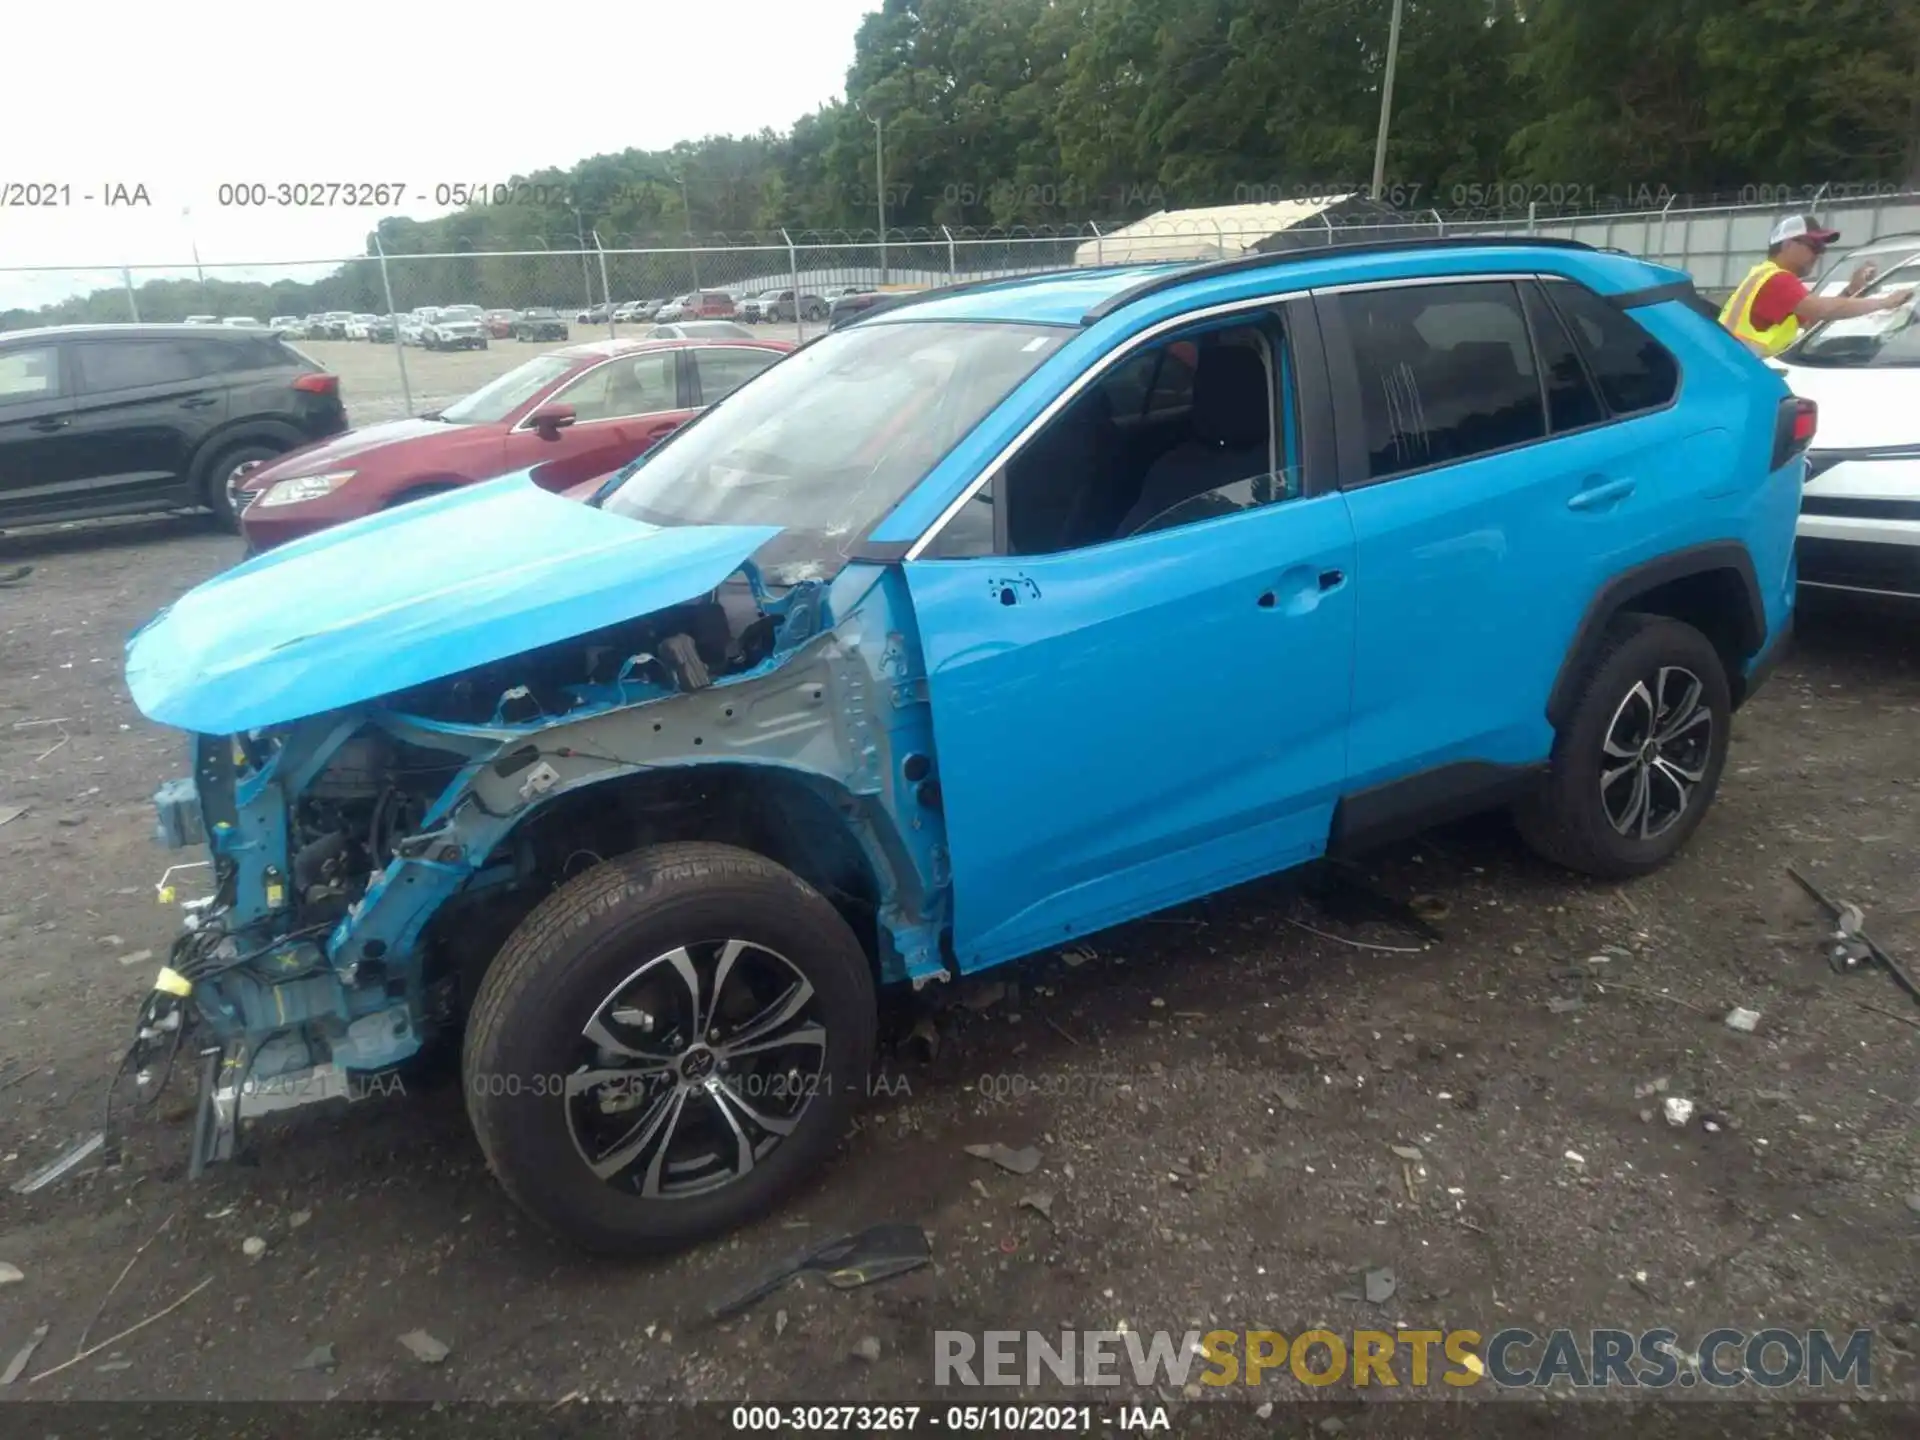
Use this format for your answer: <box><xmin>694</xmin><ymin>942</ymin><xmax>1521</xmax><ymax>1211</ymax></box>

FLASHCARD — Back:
<box><xmin>5</xmin><ymin>190</ymin><xmax>1917</xmax><ymax>424</ymax></box>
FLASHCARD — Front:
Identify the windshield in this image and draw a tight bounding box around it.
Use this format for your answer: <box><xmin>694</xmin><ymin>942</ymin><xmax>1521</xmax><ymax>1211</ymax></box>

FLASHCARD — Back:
<box><xmin>602</xmin><ymin>320</ymin><xmax>1069</xmax><ymax>577</ymax></box>
<box><xmin>437</xmin><ymin>353</ymin><xmax>575</xmax><ymax>424</ymax></box>
<box><xmin>1791</xmin><ymin>254</ymin><xmax>1920</xmax><ymax>368</ymax></box>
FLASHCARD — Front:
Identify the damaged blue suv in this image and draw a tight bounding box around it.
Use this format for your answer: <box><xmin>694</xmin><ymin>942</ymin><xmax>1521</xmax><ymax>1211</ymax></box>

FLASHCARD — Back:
<box><xmin>127</xmin><ymin>238</ymin><xmax>1806</xmax><ymax>1253</ymax></box>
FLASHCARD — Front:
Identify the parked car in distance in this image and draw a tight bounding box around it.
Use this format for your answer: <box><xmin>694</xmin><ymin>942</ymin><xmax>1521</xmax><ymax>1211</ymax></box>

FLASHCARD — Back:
<box><xmin>184</xmin><ymin>315</ymin><xmax>218</xmax><ymax>326</ymax></box>
<box><xmin>512</xmin><ymin>308</ymin><xmax>571</xmax><ymax>342</ymax></box>
<box><xmin>826</xmin><ymin>287</ymin><xmax>899</xmax><ymax>329</ymax></box>
<box><xmin>421</xmin><ymin>312</ymin><xmax>490</xmax><ymax>351</ymax></box>
<box><xmin>343</xmin><ymin>314</ymin><xmax>380</xmax><ymax>340</ymax></box>
<box><xmin>576</xmin><ymin>303</ymin><xmax>615</xmax><ymax>325</ymax></box>
<box><xmin>366</xmin><ymin>315</ymin><xmax>398</xmax><ymax>343</ymax></box>
<box><xmin>1771</xmin><ymin>239</ymin><xmax>1920</xmax><ymax>601</ymax></box>
<box><xmin>484</xmin><ymin>309</ymin><xmax>519</xmax><ymax>338</ymax></box>
<box><xmin>762</xmin><ymin>289</ymin><xmax>827</xmax><ymax>323</ymax></box>
<box><xmin>738</xmin><ymin>291</ymin><xmax>777</xmax><ymax>322</ymax></box>
<box><xmin>230</xmin><ymin>336</ymin><xmax>792</xmax><ymax>549</ymax></box>
<box><xmin>221</xmin><ymin>316</ymin><xmax>262</xmax><ymax>329</ymax></box>
<box><xmin>645</xmin><ymin>320</ymin><xmax>755</xmax><ymax>340</ymax></box>
<box><xmin>654</xmin><ymin>290</ymin><xmax>736</xmax><ymax>323</ymax></box>
<box><xmin>0</xmin><ymin>322</ymin><xmax>346</xmax><ymax>530</ymax></box>
<box><xmin>269</xmin><ymin>316</ymin><xmax>303</xmax><ymax>337</ymax></box>
<box><xmin>126</xmin><ymin>238</ymin><xmax>1803</xmax><ymax>1256</ymax></box>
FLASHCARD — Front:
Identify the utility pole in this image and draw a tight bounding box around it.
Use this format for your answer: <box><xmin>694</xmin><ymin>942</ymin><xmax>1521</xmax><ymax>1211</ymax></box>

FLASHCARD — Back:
<box><xmin>1370</xmin><ymin>0</ymin><xmax>1406</xmax><ymax>203</ymax></box>
<box><xmin>871</xmin><ymin>114</ymin><xmax>888</xmax><ymax>285</ymax></box>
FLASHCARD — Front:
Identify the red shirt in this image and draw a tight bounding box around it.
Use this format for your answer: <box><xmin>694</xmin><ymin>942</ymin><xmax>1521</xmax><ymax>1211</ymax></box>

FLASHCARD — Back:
<box><xmin>1749</xmin><ymin>269</ymin><xmax>1809</xmax><ymax>329</ymax></box>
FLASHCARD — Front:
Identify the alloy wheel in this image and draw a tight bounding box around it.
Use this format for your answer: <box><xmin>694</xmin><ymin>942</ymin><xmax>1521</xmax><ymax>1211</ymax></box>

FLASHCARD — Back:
<box><xmin>1598</xmin><ymin>665</ymin><xmax>1713</xmax><ymax>840</ymax></box>
<box><xmin>565</xmin><ymin>938</ymin><xmax>827</xmax><ymax>1198</ymax></box>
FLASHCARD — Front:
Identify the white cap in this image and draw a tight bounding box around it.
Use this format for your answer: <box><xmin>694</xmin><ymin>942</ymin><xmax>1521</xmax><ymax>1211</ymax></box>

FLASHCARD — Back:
<box><xmin>1769</xmin><ymin>214</ymin><xmax>1841</xmax><ymax>249</ymax></box>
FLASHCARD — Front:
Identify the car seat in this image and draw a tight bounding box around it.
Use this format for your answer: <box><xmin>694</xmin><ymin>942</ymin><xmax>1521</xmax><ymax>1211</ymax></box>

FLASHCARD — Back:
<box><xmin>1114</xmin><ymin>345</ymin><xmax>1271</xmax><ymax>537</ymax></box>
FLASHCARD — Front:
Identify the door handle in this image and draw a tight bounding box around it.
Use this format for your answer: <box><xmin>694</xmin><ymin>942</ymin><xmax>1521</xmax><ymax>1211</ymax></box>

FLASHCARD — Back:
<box><xmin>1258</xmin><ymin>565</ymin><xmax>1345</xmax><ymax>612</ymax></box>
<box><xmin>29</xmin><ymin>417</ymin><xmax>69</xmax><ymax>432</ymax></box>
<box><xmin>180</xmin><ymin>396</ymin><xmax>219</xmax><ymax>409</ymax></box>
<box><xmin>1567</xmin><ymin>477</ymin><xmax>1636</xmax><ymax>511</ymax></box>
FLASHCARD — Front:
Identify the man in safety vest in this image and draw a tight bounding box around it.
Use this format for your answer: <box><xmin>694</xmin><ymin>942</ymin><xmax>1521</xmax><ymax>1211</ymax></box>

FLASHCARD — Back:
<box><xmin>1720</xmin><ymin>214</ymin><xmax>1914</xmax><ymax>357</ymax></box>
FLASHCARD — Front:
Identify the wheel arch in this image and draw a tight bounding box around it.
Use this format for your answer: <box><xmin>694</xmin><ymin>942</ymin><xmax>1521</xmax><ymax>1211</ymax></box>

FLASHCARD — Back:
<box><xmin>1547</xmin><ymin>542</ymin><xmax>1767</xmax><ymax>729</ymax></box>
<box><xmin>186</xmin><ymin>418</ymin><xmax>310</xmax><ymax>498</ymax></box>
<box><xmin>484</xmin><ymin>761</ymin><xmax>925</xmax><ymax>981</ymax></box>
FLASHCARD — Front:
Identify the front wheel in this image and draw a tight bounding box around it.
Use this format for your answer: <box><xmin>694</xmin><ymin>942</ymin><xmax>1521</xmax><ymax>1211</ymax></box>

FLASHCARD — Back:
<box><xmin>1515</xmin><ymin>615</ymin><xmax>1731</xmax><ymax>879</ymax></box>
<box><xmin>464</xmin><ymin>842</ymin><xmax>877</xmax><ymax>1255</ymax></box>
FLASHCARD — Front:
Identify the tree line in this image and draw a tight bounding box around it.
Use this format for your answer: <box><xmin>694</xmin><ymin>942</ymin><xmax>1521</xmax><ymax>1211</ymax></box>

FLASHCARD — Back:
<box><xmin>10</xmin><ymin>0</ymin><xmax>1918</xmax><ymax>328</ymax></box>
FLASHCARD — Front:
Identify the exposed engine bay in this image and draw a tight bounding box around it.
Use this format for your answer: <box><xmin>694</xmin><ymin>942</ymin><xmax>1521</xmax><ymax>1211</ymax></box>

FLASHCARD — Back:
<box><xmin>121</xmin><ymin>562</ymin><xmax>951</xmax><ymax>1178</ymax></box>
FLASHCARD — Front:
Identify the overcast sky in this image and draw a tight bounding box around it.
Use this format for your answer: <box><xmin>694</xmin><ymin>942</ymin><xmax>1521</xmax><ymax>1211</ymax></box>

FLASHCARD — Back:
<box><xmin>0</xmin><ymin>0</ymin><xmax>875</xmax><ymax>311</ymax></box>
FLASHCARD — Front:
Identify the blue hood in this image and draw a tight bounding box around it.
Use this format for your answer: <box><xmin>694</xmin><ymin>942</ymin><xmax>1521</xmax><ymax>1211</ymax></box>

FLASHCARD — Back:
<box><xmin>126</xmin><ymin>473</ymin><xmax>780</xmax><ymax>734</ymax></box>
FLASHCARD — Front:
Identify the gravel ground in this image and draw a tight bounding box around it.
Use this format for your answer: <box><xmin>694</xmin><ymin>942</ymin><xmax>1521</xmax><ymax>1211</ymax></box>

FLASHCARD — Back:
<box><xmin>0</xmin><ymin>519</ymin><xmax>1917</xmax><ymax>1430</ymax></box>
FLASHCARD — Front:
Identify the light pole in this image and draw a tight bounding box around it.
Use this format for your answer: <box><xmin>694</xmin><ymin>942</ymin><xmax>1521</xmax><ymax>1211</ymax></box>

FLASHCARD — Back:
<box><xmin>182</xmin><ymin>206</ymin><xmax>208</xmax><ymax>315</ymax></box>
<box><xmin>869</xmin><ymin>114</ymin><xmax>888</xmax><ymax>285</ymax></box>
<box><xmin>673</xmin><ymin>168</ymin><xmax>700</xmax><ymax>289</ymax></box>
<box><xmin>1370</xmin><ymin>0</ymin><xmax>1406</xmax><ymax>203</ymax></box>
<box><xmin>568</xmin><ymin>205</ymin><xmax>594</xmax><ymax>313</ymax></box>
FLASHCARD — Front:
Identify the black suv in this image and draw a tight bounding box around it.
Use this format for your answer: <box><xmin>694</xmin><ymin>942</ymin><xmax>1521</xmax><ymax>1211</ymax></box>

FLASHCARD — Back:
<box><xmin>0</xmin><ymin>324</ymin><xmax>347</xmax><ymax>530</ymax></box>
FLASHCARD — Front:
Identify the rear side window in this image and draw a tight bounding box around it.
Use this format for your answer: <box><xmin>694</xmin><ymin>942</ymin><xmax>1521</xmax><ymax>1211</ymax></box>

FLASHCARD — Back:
<box><xmin>1332</xmin><ymin>280</ymin><xmax>1546</xmax><ymax>480</ymax></box>
<box><xmin>195</xmin><ymin>336</ymin><xmax>298</xmax><ymax>373</ymax></box>
<box><xmin>1521</xmin><ymin>283</ymin><xmax>1606</xmax><ymax>433</ymax></box>
<box><xmin>74</xmin><ymin>339</ymin><xmax>212</xmax><ymax>393</ymax></box>
<box><xmin>695</xmin><ymin>347</ymin><xmax>781</xmax><ymax>404</ymax></box>
<box><xmin>1542</xmin><ymin>279</ymin><xmax>1679</xmax><ymax>416</ymax></box>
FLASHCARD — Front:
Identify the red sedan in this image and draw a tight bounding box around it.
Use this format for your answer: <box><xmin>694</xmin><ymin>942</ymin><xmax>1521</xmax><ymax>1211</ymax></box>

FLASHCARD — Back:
<box><xmin>234</xmin><ymin>336</ymin><xmax>792</xmax><ymax>550</ymax></box>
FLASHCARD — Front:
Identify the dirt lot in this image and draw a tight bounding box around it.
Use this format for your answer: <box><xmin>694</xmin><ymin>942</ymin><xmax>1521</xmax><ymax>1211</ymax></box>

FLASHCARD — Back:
<box><xmin>303</xmin><ymin>323</ymin><xmax>825</xmax><ymax>426</ymax></box>
<box><xmin>1</xmin><ymin>517</ymin><xmax>1917</xmax><ymax>1431</ymax></box>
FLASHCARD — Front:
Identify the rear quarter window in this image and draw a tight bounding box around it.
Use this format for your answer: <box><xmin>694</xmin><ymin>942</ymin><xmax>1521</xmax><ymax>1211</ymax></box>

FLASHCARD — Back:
<box><xmin>1542</xmin><ymin>278</ymin><xmax>1679</xmax><ymax>415</ymax></box>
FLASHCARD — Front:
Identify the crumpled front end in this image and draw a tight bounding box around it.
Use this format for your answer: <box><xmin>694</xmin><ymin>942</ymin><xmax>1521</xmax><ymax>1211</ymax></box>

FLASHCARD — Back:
<box><xmin>136</xmin><ymin>559</ymin><xmax>951</xmax><ymax>1175</ymax></box>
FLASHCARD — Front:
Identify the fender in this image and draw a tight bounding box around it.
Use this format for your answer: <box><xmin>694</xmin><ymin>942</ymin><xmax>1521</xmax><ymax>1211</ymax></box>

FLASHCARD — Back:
<box><xmin>1546</xmin><ymin>541</ymin><xmax>1766</xmax><ymax>729</ymax></box>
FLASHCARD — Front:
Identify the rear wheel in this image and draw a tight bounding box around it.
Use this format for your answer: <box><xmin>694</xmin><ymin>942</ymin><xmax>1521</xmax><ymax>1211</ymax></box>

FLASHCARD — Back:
<box><xmin>203</xmin><ymin>441</ymin><xmax>287</xmax><ymax>532</ymax></box>
<box><xmin>464</xmin><ymin>842</ymin><xmax>876</xmax><ymax>1255</ymax></box>
<box><xmin>1515</xmin><ymin>615</ymin><xmax>1731</xmax><ymax>879</ymax></box>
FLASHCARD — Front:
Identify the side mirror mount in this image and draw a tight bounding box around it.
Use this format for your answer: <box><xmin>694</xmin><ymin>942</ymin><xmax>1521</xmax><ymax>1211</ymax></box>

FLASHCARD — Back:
<box><xmin>529</xmin><ymin>403</ymin><xmax>577</xmax><ymax>440</ymax></box>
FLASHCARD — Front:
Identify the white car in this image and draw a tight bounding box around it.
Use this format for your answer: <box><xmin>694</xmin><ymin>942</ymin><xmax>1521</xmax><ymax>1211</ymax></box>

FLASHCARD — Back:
<box><xmin>184</xmin><ymin>315</ymin><xmax>218</xmax><ymax>325</ymax></box>
<box><xmin>1772</xmin><ymin>239</ymin><xmax>1920</xmax><ymax>601</ymax></box>
<box><xmin>220</xmin><ymin>316</ymin><xmax>262</xmax><ymax>328</ymax></box>
<box><xmin>420</xmin><ymin>314</ymin><xmax>489</xmax><ymax>351</ymax></box>
<box><xmin>268</xmin><ymin>315</ymin><xmax>303</xmax><ymax>336</ymax></box>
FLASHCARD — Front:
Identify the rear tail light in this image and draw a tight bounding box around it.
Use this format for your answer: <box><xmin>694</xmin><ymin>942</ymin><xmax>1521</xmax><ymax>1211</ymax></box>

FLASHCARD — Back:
<box><xmin>1771</xmin><ymin>396</ymin><xmax>1817</xmax><ymax>470</ymax></box>
<box><xmin>292</xmin><ymin>372</ymin><xmax>339</xmax><ymax>395</ymax></box>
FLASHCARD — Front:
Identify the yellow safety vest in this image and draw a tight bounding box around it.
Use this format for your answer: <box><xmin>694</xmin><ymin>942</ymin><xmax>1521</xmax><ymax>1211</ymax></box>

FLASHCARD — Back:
<box><xmin>1719</xmin><ymin>260</ymin><xmax>1801</xmax><ymax>357</ymax></box>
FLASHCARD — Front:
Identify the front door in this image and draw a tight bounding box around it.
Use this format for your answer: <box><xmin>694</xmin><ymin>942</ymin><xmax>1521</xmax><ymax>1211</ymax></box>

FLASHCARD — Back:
<box><xmin>0</xmin><ymin>342</ymin><xmax>81</xmax><ymax>523</ymax></box>
<box><xmin>504</xmin><ymin>349</ymin><xmax>694</xmax><ymax>491</ymax></box>
<box><xmin>901</xmin><ymin>312</ymin><xmax>1355</xmax><ymax>971</ymax></box>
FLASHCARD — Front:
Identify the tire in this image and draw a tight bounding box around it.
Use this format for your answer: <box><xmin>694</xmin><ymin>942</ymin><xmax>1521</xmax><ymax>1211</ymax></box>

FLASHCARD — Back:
<box><xmin>464</xmin><ymin>842</ymin><xmax>877</xmax><ymax>1255</ymax></box>
<box><xmin>1514</xmin><ymin>614</ymin><xmax>1731</xmax><ymax>880</ymax></box>
<box><xmin>203</xmin><ymin>440</ymin><xmax>287</xmax><ymax>532</ymax></box>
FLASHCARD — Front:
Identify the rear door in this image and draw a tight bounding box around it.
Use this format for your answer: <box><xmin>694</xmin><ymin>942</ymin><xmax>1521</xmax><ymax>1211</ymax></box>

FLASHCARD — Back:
<box><xmin>65</xmin><ymin>335</ymin><xmax>228</xmax><ymax>506</ymax></box>
<box><xmin>502</xmin><ymin>348</ymin><xmax>692</xmax><ymax>490</ymax></box>
<box><xmin>0</xmin><ymin>341</ymin><xmax>83</xmax><ymax>523</ymax></box>
<box><xmin>1320</xmin><ymin>276</ymin><xmax>1685</xmax><ymax>792</ymax></box>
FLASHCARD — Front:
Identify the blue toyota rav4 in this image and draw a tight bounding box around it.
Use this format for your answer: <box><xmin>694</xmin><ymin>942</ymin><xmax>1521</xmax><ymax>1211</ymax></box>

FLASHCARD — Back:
<box><xmin>126</xmin><ymin>238</ymin><xmax>1807</xmax><ymax>1253</ymax></box>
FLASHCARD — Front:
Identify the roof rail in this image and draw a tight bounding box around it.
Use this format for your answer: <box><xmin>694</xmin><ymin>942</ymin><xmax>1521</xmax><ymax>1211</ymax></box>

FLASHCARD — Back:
<box><xmin>835</xmin><ymin>263</ymin><xmax>1135</xmax><ymax>329</ymax></box>
<box><xmin>1080</xmin><ymin>234</ymin><xmax>1599</xmax><ymax>323</ymax></box>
